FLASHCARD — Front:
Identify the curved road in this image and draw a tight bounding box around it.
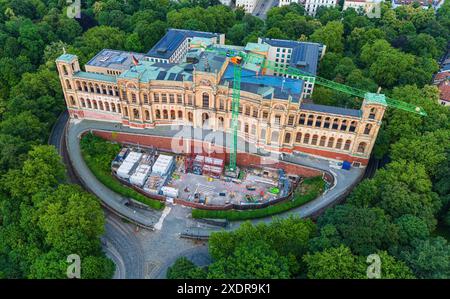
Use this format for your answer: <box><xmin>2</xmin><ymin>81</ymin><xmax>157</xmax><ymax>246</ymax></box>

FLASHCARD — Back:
<box><xmin>51</xmin><ymin>112</ymin><xmax>364</xmax><ymax>278</ymax></box>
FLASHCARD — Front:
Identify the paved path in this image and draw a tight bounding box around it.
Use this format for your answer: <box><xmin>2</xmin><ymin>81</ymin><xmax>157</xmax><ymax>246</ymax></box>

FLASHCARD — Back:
<box><xmin>59</xmin><ymin>117</ymin><xmax>364</xmax><ymax>278</ymax></box>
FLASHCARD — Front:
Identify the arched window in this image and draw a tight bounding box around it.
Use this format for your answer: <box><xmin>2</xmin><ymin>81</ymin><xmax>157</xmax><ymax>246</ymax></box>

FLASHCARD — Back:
<box><xmin>99</xmin><ymin>101</ymin><xmax>104</xmax><ymax>110</ymax></box>
<box><xmin>288</xmin><ymin>115</ymin><xmax>295</xmax><ymax>126</ymax></box>
<box><xmin>303</xmin><ymin>133</ymin><xmax>310</xmax><ymax>144</ymax></box>
<box><xmin>83</xmin><ymin>82</ymin><xmax>88</xmax><ymax>92</ymax></box>
<box><xmin>117</xmin><ymin>105</ymin><xmax>121</xmax><ymax>114</ymax></box>
<box><xmin>319</xmin><ymin>136</ymin><xmax>326</xmax><ymax>146</ymax></box>
<box><xmin>364</xmin><ymin>124</ymin><xmax>372</xmax><ymax>135</ymax></box>
<box><xmin>69</xmin><ymin>96</ymin><xmax>76</xmax><ymax>106</ymax></box>
<box><xmin>357</xmin><ymin>142</ymin><xmax>367</xmax><ymax>153</ymax></box>
<box><xmin>218</xmin><ymin>117</ymin><xmax>224</xmax><ymax>128</ymax></box>
<box><xmin>244</xmin><ymin>123</ymin><xmax>249</xmax><ymax>134</ymax></box>
<box><xmin>145</xmin><ymin>110</ymin><xmax>150</xmax><ymax>120</ymax></box>
<box><xmin>111</xmin><ymin>103</ymin><xmax>116</xmax><ymax>112</ymax></box>
<box><xmin>299</xmin><ymin>114</ymin><xmax>306</xmax><ymax>125</ymax></box>
<box><xmin>66</xmin><ymin>79</ymin><xmax>72</xmax><ymax>89</ymax></box>
<box><xmin>307</xmin><ymin>115</ymin><xmax>314</xmax><ymax>126</ymax></box>
<box><xmin>284</xmin><ymin>133</ymin><xmax>291</xmax><ymax>144</ymax></box>
<box><xmin>324</xmin><ymin>117</ymin><xmax>330</xmax><ymax>129</ymax></box>
<box><xmin>87</xmin><ymin>99</ymin><xmax>92</xmax><ymax>108</ymax></box>
<box><xmin>93</xmin><ymin>100</ymin><xmax>98</xmax><ymax>110</ymax></box>
<box><xmin>344</xmin><ymin>140</ymin><xmax>351</xmax><ymax>151</ymax></box>
<box><xmin>327</xmin><ymin>137</ymin><xmax>334</xmax><ymax>148</ymax></box>
<box><xmin>62</xmin><ymin>65</ymin><xmax>68</xmax><ymax>75</ymax></box>
<box><xmin>108</xmin><ymin>86</ymin><xmax>113</xmax><ymax>95</ymax></box>
<box><xmin>105</xmin><ymin>102</ymin><xmax>110</xmax><ymax>111</ymax></box>
<box><xmin>80</xmin><ymin>98</ymin><xmax>86</xmax><ymax>107</ymax></box>
<box><xmin>332</xmin><ymin>118</ymin><xmax>339</xmax><ymax>130</ymax></box>
<box><xmin>170</xmin><ymin>110</ymin><xmax>176</xmax><ymax>120</ymax></box>
<box><xmin>124</xmin><ymin>107</ymin><xmax>128</xmax><ymax>117</ymax></box>
<box><xmin>295</xmin><ymin>132</ymin><xmax>302</xmax><ymax>143</ymax></box>
<box><xmin>262</xmin><ymin>111</ymin><xmax>269</xmax><ymax>119</ymax></box>
<box><xmin>131</xmin><ymin>93</ymin><xmax>137</xmax><ymax>104</ymax></box>
<box><xmin>133</xmin><ymin>109</ymin><xmax>139</xmax><ymax>119</ymax></box>
<box><xmin>101</xmin><ymin>85</ymin><xmax>107</xmax><ymax>95</ymax></box>
<box><xmin>369</xmin><ymin>108</ymin><xmax>376</xmax><ymax>119</ymax></box>
<box><xmin>271</xmin><ymin>131</ymin><xmax>279</xmax><ymax>143</ymax></box>
<box><xmin>245</xmin><ymin>105</ymin><xmax>250</xmax><ymax>116</ymax></box>
<box><xmin>188</xmin><ymin>112</ymin><xmax>193</xmax><ymax>122</ymax></box>
<box><xmin>178</xmin><ymin>111</ymin><xmax>183</xmax><ymax>119</ymax></box>
<box><xmin>155</xmin><ymin>109</ymin><xmax>161</xmax><ymax>119</ymax></box>
<box><xmin>336</xmin><ymin>138</ymin><xmax>343</xmax><ymax>149</ymax></box>
<box><xmin>76</xmin><ymin>81</ymin><xmax>82</xmax><ymax>91</ymax></box>
<box><xmin>315</xmin><ymin>116</ymin><xmax>322</xmax><ymax>127</ymax></box>
<box><xmin>202</xmin><ymin>93</ymin><xmax>209</xmax><ymax>108</ymax></box>
<box><xmin>340</xmin><ymin>120</ymin><xmax>348</xmax><ymax>131</ymax></box>
<box><xmin>89</xmin><ymin>83</ymin><xmax>94</xmax><ymax>93</ymax></box>
<box><xmin>349</xmin><ymin>121</ymin><xmax>357</xmax><ymax>132</ymax></box>
<box><xmin>311</xmin><ymin>134</ymin><xmax>318</xmax><ymax>145</ymax></box>
<box><xmin>95</xmin><ymin>84</ymin><xmax>100</xmax><ymax>94</ymax></box>
<box><xmin>163</xmin><ymin>110</ymin><xmax>168</xmax><ymax>119</ymax></box>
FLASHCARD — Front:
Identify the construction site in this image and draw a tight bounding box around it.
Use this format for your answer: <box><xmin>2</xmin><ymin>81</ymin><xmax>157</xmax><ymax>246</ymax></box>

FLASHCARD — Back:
<box><xmin>111</xmin><ymin>145</ymin><xmax>299</xmax><ymax>208</ymax></box>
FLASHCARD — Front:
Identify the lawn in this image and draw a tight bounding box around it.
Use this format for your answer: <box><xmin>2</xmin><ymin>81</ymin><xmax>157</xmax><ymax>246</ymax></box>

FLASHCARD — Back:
<box><xmin>80</xmin><ymin>133</ymin><xmax>164</xmax><ymax>210</ymax></box>
<box><xmin>191</xmin><ymin>176</ymin><xmax>325</xmax><ymax>221</ymax></box>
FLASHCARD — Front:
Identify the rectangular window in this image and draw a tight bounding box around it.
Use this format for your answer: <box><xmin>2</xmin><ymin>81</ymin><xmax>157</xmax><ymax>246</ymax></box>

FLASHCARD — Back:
<box><xmin>143</xmin><ymin>94</ymin><xmax>148</xmax><ymax>104</ymax></box>
<box><xmin>169</xmin><ymin>94</ymin><xmax>175</xmax><ymax>103</ymax></box>
<box><xmin>154</xmin><ymin>93</ymin><xmax>159</xmax><ymax>103</ymax></box>
<box><xmin>177</xmin><ymin>94</ymin><xmax>182</xmax><ymax>104</ymax></box>
<box><xmin>162</xmin><ymin>94</ymin><xmax>167</xmax><ymax>103</ymax></box>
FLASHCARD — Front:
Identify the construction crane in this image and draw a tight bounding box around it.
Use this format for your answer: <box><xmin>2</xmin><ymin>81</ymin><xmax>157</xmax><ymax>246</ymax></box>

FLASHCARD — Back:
<box><xmin>201</xmin><ymin>46</ymin><xmax>427</xmax><ymax>174</ymax></box>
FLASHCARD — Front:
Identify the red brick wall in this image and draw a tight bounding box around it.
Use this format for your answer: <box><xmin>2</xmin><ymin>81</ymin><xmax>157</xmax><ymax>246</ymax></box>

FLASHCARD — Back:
<box><xmin>92</xmin><ymin>130</ymin><xmax>322</xmax><ymax>177</ymax></box>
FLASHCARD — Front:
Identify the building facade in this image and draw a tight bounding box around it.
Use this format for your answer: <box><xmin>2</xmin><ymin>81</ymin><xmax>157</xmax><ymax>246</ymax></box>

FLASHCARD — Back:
<box><xmin>278</xmin><ymin>0</ymin><xmax>338</xmax><ymax>16</ymax></box>
<box><xmin>236</xmin><ymin>0</ymin><xmax>259</xmax><ymax>13</ymax></box>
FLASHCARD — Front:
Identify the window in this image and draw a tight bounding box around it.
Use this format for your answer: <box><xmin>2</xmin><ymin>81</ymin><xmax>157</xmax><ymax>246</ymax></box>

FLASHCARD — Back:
<box><xmin>178</xmin><ymin>111</ymin><xmax>183</xmax><ymax>119</ymax></box>
<box><xmin>253</xmin><ymin>109</ymin><xmax>258</xmax><ymax>118</ymax></box>
<box><xmin>145</xmin><ymin>110</ymin><xmax>150</xmax><ymax>120</ymax></box>
<box><xmin>274</xmin><ymin>115</ymin><xmax>281</xmax><ymax>125</ymax></box>
<box><xmin>307</xmin><ymin>115</ymin><xmax>314</xmax><ymax>126</ymax></box>
<box><xmin>161</xmin><ymin>94</ymin><xmax>167</xmax><ymax>103</ymax></box>
<box><xmin>80</xmin><ymin>98</ymin><xmax>86</xmax><ymax>107</ymax></box>
<box><xmin>69</xmin><ymin>96</ymin><xmax>76</xmax><ymax>106</ymax></box>
<box><xmin>143</xmin><ymin>94</ymin><xmax>148</xmax><ymax>104</ymax></box>
<box><xmin>315</xmin><ymin>116</ymin><xmax>322</xmax><ymax>127</ymax></box>
<box><xmin>263</xmin><ymin>111</ymin><xmax>269</xmax><ymax>119</ymax></box>
<box><xmin>251</xmin><ymin>124</ymin><xmax>256</xmax><ymax>135</ymax></box>
<box><xmin>284</xmin><ymin>133</ymin><xmax>291</xmax><ymax>144</ymax></box>
<box><xmin>260</xmin><ymin>129</ymin><xmax>266</xmax><ymax>141</ymax></box>
<box><xmin>369</xmin><ymin>108</ymin><xmax>376</xmax><ymax>119</ymax></box>
<box><xmin>154</xmin><ymin>94</ymin><xmax>160</xmax><ymax>103</ymax></box>
<box><xmin>288</xmin><ymin>115</ymin><xmax>295</xmax><ymax>126</ymax></box>
<box><xmin>245</xmin><ymin>106</ymin><xmax>250</xmax><ymax>116</ymax></box>
<box><xmin>66</xmin><ymin>79</ymin><xmax>72</xmax><ymax>89</ymax></box>
<box><xmin>177</xmin><ymin>94</ymin><xmax>182</xmax><ymax>104</ymax></box>
<box><xmin>169</xmin><ymin>94</ymin><xmax>175</xmax><ymax>103</ymax></box>
<box><xmin>244</xmin><ymin>123</ymin><xmax>249</xmax><ymax>134</ymax></box>
<box><xmin>332</xmin><ymin>119</ymin><xmax>339</xmax><ymax>130</ymax></box>
<box><xmin>344</xmin><ymin>140</ymin><xmax>351</xmax><ymax>151</ymax></box>
<box><xmin>133</xmin><ymin>109</ymin><xmax>139</xmax><ymax>119</ymax></box>
<box><xmin>219</xmin><ymin>99</ymin><xmax>225</xmax><ymax>111</ymax></box>
<box><xmin>105</xmin><ymin>102</ymin><xmax>110</xmax><ymax>111</ymax></box>
<box><xmin>303</xmin><ymin>134</ymin><xmax>310</xmax><ymax>144</ymax></box>
<box><xmin>188</xmin><ymin>112</ymin><xmax>193</xmax><ymax>122</ymax></box>
<box><xmin>188</xmin><ymin>94</ymin><xmax>193</xmax><ymax>106</ymax></box>
<box><xmin>171</xmin><ymin>110</ymin><xmax>176</xmax><ymax>120</ymax></box>
<box><xmin>271</xmin><ymin>131</ymin><xmax>279</xmax><ymax>144</ymax></box>
<box><xmin>155</xmin><ymin>109</ymin><xmax>161</xmax><ymax>119</ymax></box>
<box><xmin>349</xmin><ymin>121</ymin><xmax>357</xmax><ymax>132</ymax></box>
<box><xmin>111</xmin><ymin>103</ymin><xmax>116</xmax><ymax>112</ymax></box>
<box><xmin>364</xmin><ymin>124</ymin><xmax>372</xmax><ymax>135</ymax></box>
<box><xmin>327</xmin><ymin>137</ymin><xmax>334</xmax><ymax>148</ymax></box>
<box><xmin>340</xmin><ymin>120</ymin><xmax>348</xmax><ymax>131</ymax></box>
<box><xmin>357</xmin><ymin>142</ymin><xmax>367</xmax><ymax>153</ymax></box>
<box><xmin>319</xmin><ymin>136</ymin><xmax>326</xmax><ymax>146</ymax></box>
<box><xmin>296</xmin><ymin>132</ymin><xmax>302</xmax><ymax>143</ymax></box>
<box><xmin>336</xmin><ymin>138</ymin><xmax>343</xmax><ymax>149</ymax></box>
<box><xmin>299</xmin><ymin>114</ymin><xmax>306</xmax><ymax>125</ymax></box>
<box><xmin>163</xmin><ymin>110</ymin><xmax>168</xmax><ymax>119</ymax></box>
<box><xmin>202</xmin><ymin>93</ymin><xmax>209</xmax><ymax>108</ymax></box>
<box><xmin>62</xmin><ymin>65</ymin><xmax>68</xmax><ymax>75</ymax></box>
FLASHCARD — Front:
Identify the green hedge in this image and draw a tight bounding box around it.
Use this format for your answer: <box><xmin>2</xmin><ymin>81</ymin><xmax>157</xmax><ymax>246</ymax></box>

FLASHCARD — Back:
<box><xmin>80</xmin><ymin>133</ymin><xmax>164</xmax><ymax>210</ymax></box>
<box><xmin>191</xmin><ymin>176</ymin><xmax>325</xmax><ymax>221</ymax></box>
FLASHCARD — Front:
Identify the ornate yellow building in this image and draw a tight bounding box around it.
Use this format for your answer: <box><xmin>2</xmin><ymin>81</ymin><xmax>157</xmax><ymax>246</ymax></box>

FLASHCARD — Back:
<box><xmin>57</xmin><ymin>45</ymin><xmax>386</xmax><ymax>167</ymax></box>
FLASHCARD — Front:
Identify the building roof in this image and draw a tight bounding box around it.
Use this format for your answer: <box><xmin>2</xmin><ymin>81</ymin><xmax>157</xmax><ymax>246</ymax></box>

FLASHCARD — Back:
<box><xmin>300</xmin><ymin>103</ymin><xmax>362</xmax><ymax>118</ymax></box>
<box><xmin>438</xmin><ymin>82</ymin><xmax>450</xmax><ymax>102</ymax></box>
<box><xmin>434</xmin><ymin>71</ymin><xmax>450</xmax><ymax>83</ymax></box>
<box><xmin>146</xmin><ymin>28</ymin><xmax>222</xmax><ymax>59</ymax></box>
<box><xmin>245</xmin><ymin>42</ymin><xmax>269</xmax><ymax>53</ymax></box>
<box><xmin>260</xmin><ymin>38</ymin><xmax>323</xmax><ymax>75</ymax></box>
<box><xmin>221</xmin><ymin>64</ymin><xmax>303</xmax><ymax>102</ymax></box>
<box><xmin>86</xmin><ymin>49</ymin><xmax>146</xmax><ymax>70</ymax></box>
<box><xmin>119</xmin><ymin>61</ymin><xmax>193</xmax><ymax>83</ymax></box>
<box><xmin>56</xmin><ymin>53</ymin><xmax>77</xmax><ymax>63</ymax></box>
<box><xmin>74</xmin><ymin>71</ymin><xmax>117</xmax><ymax>83</ymax></box>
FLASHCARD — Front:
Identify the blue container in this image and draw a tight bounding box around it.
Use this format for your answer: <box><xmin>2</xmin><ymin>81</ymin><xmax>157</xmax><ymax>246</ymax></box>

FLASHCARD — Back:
<box><xmin>342</xmin><ymin>161</ymin><xmax>351</xmax><ymax>170</ymax></box>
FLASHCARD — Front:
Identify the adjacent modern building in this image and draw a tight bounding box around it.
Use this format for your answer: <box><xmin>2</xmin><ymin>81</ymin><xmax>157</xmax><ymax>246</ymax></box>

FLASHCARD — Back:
<box><xmin>146</xmin><ymin>28</ymin><xmax>225</xmax><ymax>64</ymax></box>
<box><xmin>236</xmin><ymin>0</ymin><xmax>259</xmax><ymax>13</ymax></box>
<box><xmin>278</xmin><ymin>0</ymin><xmax>338</xmax><ymax>16</ymax></box>
<box><xmin>343</xmin><ymin>0</ymin><xmax>382</xmax><ymax>18</ymax></box>
<box><xmin>56</xmin><ymin>29</ymin><xmax>386</xmax><ymax>166</ymax></box>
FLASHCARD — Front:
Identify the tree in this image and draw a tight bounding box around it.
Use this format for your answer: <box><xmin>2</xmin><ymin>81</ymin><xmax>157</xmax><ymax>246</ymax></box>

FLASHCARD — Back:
<box><xmin>375</xmin><ymin>251</ymin><xmax>415</xmax><ymax>279</ymax></box>
<box><xmin>208</xmin><ymin>241</ymin><xmax>291</xmax><ymax>279</ymax></box>
<box><xmin>394</xmin><ymin>215</ymin><xmax>430</xmax><ymax>246</ymax></box>
<box><xmin>400</xmin><ymin>237</ymin><xmax>450</xmax><ymax>279</ymax></box>
<box><xmin>167</xmin><ymin>257</ymin><xmax>207</xmax><ymax>279</ymax></box>
<box><xmin>316</xmin><ymin>205</ymin><xmax>398</xmax><ymax>256</ymax></box>
<box><xmin>310</xmin><ymin>21</ymin><xmax>344</xmax><ymax>53</ymax></box>
<box><xmin>303</xmin><ymin>245</ymin><xmax>366</xmax><ymax>279</ymax></box>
